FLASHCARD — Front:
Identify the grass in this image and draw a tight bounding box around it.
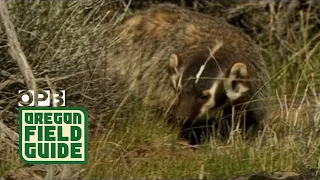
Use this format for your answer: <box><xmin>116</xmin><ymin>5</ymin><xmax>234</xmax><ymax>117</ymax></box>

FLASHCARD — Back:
<box><xmin>81</xmin><ymin>84</ymin><xmax>320</xmax><ymax>178</ymax></box>
<box><xmin>1</xmin><ymin>0</ymin><xmax>320</xmax><ymax>179</ymax></box>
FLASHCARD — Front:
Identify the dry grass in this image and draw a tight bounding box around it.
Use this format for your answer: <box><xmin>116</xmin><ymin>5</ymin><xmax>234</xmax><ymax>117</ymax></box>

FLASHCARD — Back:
<box><xmin>0</xmin><ymin>0</ymin><xmax>320</xmax><ymax>179</ymax></box>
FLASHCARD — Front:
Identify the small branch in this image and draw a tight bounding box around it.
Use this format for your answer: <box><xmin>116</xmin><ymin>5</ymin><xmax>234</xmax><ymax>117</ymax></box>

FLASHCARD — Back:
<box><xmin>0</xmin><ymin>121</ymin><xmax>18</xmax><ymax>150</ymax></box>
<box><xmin>0</xmin><ymin>1</ymin><xmax>37</xmax><ymax>90</ymax></box>
<box><xmin>0</xmin><ymin>69</ymin><xmax>25</xmax><ymax>84</ymax></box>
<box><xmin>0</xmin><ymin>79</ymin><xmax>17</xmax><ymax>91</ymax></box>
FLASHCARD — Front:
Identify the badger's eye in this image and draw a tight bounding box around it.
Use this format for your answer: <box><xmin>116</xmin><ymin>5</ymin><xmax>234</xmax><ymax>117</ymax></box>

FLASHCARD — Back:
<box><xmin>197</xmin><ymin>94</ymin><xmax>210</xmax><ymax>101</ymax></box>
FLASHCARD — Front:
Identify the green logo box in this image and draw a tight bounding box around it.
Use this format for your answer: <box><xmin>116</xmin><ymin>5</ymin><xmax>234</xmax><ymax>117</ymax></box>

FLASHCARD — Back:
<box><xmin>19</xmin><ymin>107</ymin><xmax>88</xmax><ymax>164</ymax></box>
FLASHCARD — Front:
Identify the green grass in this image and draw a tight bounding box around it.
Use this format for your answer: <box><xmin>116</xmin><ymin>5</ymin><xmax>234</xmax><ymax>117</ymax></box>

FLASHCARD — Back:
<box><xmin>80</xmin><ymin>100</ymin><xmax>320</xmax><ymax>178</ymax></box>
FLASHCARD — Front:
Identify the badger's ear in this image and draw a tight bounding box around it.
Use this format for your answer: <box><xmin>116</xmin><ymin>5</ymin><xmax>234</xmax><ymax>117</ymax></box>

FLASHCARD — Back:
<box><xmin>224</xmin><ymin>63</ymin><xmax>249</xmax><ymax>101</ymax></box>
<box><xmin>168</xmin><ymin>54</ymin><xmax>181</xmax><ymax>91</ymax></box>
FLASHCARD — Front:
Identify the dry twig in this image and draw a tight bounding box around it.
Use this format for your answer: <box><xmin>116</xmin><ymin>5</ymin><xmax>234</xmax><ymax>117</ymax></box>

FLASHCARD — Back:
<box><xmin>0</xmin><ymin>1</ymin><xmax>37</xmax><ymax>90</ymax></box>
<box><xmin>0</xmin><ymin>121</ymin><xmax>18</xmax><ymax>150</ymax></box>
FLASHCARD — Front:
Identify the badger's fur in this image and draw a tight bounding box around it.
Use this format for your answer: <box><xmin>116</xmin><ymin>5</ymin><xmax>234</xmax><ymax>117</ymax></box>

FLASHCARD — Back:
<box><xmin>108</xmin><ymin>4</ymin><xmax>270</xmax><ymax>144</ymax></box>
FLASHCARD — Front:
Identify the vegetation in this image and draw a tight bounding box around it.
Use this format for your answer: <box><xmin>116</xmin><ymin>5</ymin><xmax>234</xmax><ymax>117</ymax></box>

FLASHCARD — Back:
<box><xmin>0</xmin><ymin>0</ymin><xmax>319</xmax><ymax>179</ymax></box>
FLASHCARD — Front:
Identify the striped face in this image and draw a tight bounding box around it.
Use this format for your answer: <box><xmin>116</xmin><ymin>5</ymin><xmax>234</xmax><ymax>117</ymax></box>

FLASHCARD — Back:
<box><xmin>168</xmin><ymin>51</ymin><xmax>249</xmax><ymax>123</ymax></box>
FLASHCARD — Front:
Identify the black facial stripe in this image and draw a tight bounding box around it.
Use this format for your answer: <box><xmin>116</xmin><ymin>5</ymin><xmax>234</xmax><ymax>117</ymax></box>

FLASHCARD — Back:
<box><xmin>214</xmin><ymin>81</ymin><xmax>229</xmax><ymax>109</ymax></box>
<box><xmin>182</xmin><ymin>60</ymin><xmax>220</xmax><ymax>93</ymax></box>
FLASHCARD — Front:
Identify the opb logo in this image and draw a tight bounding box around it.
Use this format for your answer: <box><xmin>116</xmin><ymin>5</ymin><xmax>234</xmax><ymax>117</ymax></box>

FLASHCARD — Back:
<box><xmin>18</xmin><ymin>90</ymin><xmax>65</xmax><ymax>107</ymax></box>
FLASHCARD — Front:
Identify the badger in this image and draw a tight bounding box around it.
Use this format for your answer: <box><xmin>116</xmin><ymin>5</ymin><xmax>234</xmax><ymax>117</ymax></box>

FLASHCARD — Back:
<box><xmin>107</xmin><ymin>4</ymin><xmax>270</xmax><ymax>144</ymax></box>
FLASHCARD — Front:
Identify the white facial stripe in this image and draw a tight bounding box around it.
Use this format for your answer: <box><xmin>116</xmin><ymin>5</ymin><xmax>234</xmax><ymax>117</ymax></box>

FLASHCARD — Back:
<box><xmin>195</xmin><ymin>42</ymin><xmax>223</xmax><ymax>84</ymax></box>
<box><xmin>195</xmin><ymin>57</ymin><xmax>212</xmax><ymax>84</ymax></box>
<box><xmin>198</xmin><ymin>78</ymin><xmax>221</xmax><ymax>118</ymax></box>
<box><xmin>195</xmin><ymin>63</ymin><xmax>206</xmax><ymax>84</ymax></box>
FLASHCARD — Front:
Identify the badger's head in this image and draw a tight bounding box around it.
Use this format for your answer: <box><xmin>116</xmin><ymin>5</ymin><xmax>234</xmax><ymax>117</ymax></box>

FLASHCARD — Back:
<box><xmin>168</xmin><ymin>48</ymin><xmax>250</xmax><ymax>123</ymax></box>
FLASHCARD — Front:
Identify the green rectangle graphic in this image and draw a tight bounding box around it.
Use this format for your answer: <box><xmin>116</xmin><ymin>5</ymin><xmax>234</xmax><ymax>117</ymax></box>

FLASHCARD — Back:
<box><xmin>19</xmin><ymin>107</ymin><xmax>88</xmax><ymax>164</ymax></box>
